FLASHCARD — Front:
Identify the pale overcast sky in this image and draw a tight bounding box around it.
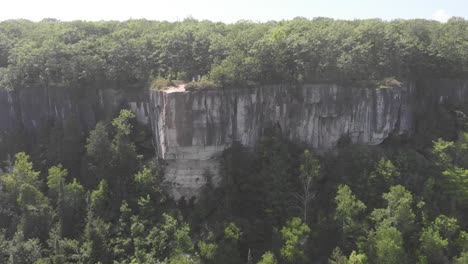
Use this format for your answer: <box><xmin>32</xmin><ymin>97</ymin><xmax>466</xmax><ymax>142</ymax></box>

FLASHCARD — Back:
<box><xmin>1</xmin><ymin>0</ymin><xmax>467</xmax><ymax>23</ymax></box>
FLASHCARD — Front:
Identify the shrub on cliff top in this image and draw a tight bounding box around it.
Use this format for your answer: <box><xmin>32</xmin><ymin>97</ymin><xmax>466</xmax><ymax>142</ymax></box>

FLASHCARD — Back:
<box><xmin>185</xmin><ymin>80</ymin><xmax>220</xmax><ymax>91</ymax></box>
<box><xmin>150</xmin><ymin>78</ymin><xmax>174</xmax><ymax>90</ymax></box>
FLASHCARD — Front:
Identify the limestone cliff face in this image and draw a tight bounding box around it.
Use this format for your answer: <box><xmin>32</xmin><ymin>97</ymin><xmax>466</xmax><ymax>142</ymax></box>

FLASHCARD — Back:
<box><xmin>0</xmin><ymin>86</ymin><xmax>150</xmax><ymax>142</ymax></box>
<box><xmin>149</xmin><ymin>83</ymin><xmax>417</xmax><ymax>199</ymax></box>
<box><xmin>0</xmin><ymin>80</ymin><xmax>467</xmax><ymax>200</ymax></box>
<box><xmin>0</xmin><ymin>89</ymin><xmax>18</xmax><ymax>132</ymax></box>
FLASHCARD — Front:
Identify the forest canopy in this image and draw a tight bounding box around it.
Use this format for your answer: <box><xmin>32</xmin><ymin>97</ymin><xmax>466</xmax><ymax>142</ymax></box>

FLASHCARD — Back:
<box><xmin>0</xmin><ymin>17</ymin><xmax>467</xmax><ymax>90</ymax></box>
<box><xmin>0</xmin><ymin>16</ymin><xmax>468</xmax><ymax>264</ymax></box>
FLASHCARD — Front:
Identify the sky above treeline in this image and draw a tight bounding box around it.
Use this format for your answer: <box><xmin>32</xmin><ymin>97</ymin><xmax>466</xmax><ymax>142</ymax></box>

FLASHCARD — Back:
<box><xmin>1</xmin><ymin>0</ymin><xmax>467</xmax><ymax>23</ymax></box>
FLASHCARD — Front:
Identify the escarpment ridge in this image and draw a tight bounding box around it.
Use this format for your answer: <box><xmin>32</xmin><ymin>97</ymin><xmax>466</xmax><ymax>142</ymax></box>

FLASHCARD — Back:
<box><xmin>0</xmin><ymin>79</ymin><xmax>467</xmax><ymax>199</ymax></box>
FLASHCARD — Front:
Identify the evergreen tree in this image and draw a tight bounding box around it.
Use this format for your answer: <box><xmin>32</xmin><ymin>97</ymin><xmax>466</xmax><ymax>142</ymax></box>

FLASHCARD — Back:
<box><xmin>83</xmin><ymin>193</ymin><xmax>111</xmax><ymax>264</ymax></box>
<box><xmin>17</xmin><ymin>183</ymin><xmax>52</xmax><ymax>240</ymax></box>
<box><xmin>47</xmin><ymin>164</ymin><xmax>68</xmax><ymax>201</ymax></box>
<box><xmin>7</xmin><ymin>231</ymin><xmax>42</xmax><ymax>264</ymax></box>
<box><xmin>85</xmin><ymin>122</ymin><xmax>111</xmax><ymax>187</ymax></box>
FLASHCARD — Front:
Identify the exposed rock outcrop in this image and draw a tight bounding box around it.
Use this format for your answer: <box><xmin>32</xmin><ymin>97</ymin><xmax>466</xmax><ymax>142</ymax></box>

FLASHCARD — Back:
<box><xmin>0</xmin><ymin>79</ymin><xmax>467</xmax><ymax>200</ymax></box>
<box><xmin>0</xmin><ymin>86</ymin><xmax>150</xmax><ymax>142</ymax></box>
<box><xmin>149</xmin><ymin>80</ymin><xmax>468</xmax><ymax>199</ymax></box>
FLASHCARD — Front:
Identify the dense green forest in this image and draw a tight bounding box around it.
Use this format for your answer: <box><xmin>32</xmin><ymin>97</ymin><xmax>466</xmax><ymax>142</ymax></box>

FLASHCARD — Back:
<box><xmin>0</xmin><ymin>17</ymin><xmax>467</xmax><ymax>90</ymax></box>
<box><xmin>0</xmin><ymin>108</ymin><xmax>467</xmax><ymax>264</ymax></box>
<box><xmin>0</xmin><ymin>17</ymin><xmax>468</xmax><ymax>264</ymax></box>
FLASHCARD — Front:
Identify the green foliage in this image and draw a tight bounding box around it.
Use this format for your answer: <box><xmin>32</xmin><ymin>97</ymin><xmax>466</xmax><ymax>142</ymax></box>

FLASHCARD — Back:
<box><xmin>17</xmin><ymin>183</ymin><xmax>52</xmax><ymax>239</ymax></box>
<box><xmin>0</xmin><ymin>18</ymin><xmax>467</xmax><ymax>91</ymax></box>
<box><xmin>210</xmin><ymin>49</ymin><xmax>261</xmax><ymax>87</ymax></box>
<box><xmin>0</xmin><ymin>229</ymin><xmax>9</xmax><ymax>263</ymax></box>
<box><xmin>225</xmin><ymin>222</ymin><xmax>241</xmax><ymax>241</ymax></box>
<box><xmin>107</xmin><ymin>110</ymin><xmax>139</xmax><ymax>217</ymax></box>
<box><xmin>211</xmin><ymin>130</ymin><xmax>300</xmax><ymax>259</ymax></box>
<box><xmin>432</xmin><ymin>134</ymin><xmax>468</xmax><ymax>202</ymax></box>
<box><xmin>297</xmin><ymin>150</ymin><xmax>321</xmax><ymax>223</ymax></box>
<box><xmin>85</xmin><ymin>121</ymin><xmax>111</xmax><ymax>187</ymax></box>
<box><xmin>90</xmin><ymin>180</ymin><xmax>112</xmax><ymax>220</ymax></box>
<box><xmin>86</xmin><ymin>122</ymin><xmax>111</xmax><ymax>163</ymax></box>
<box><xmin>198</xmin><ymin>241</ymin><xmax>217</xmax><ymax>262</ymax></box>
<box><xmin>61</xmin><ymin>179</ymin><xmax>86</xmax><ymax>238</ymax></box>
<box><xmin>134</xmin><ymin>161</ymin><xmax>164</xmax><ymax>201</ymax></box>
<box><xmin>111</xmin><ymin>200</ymin><xmax>134</xmax><ymax>261</ymax></box>
<box><xmin>456</xmin><ymin>230</ymin><xmax>468</xmax><ymax>252</ymax></box>
<box><xmin>55</xmin><ymin>238</ymin><xmax>82</xmax><ymax>263</ymax></box>
<box><xmin>3</xmin><ymin>127</ymin><xmax>468</xmax><ymax>263</ymax></box>
<box><xmin>112</xmin><ymin>109</ymin><xmax>136</xmax><ymax>137</ymax></box>
<box><xmin>335</xmin><ymin>184</ymin><xmax>367</xmax><ymax>243</ymax></box>
<box><xmin>7</xmin><ymin>231</ymin><xmax>42</xmax><ymax>264</ymax></box>
<box><xmin>257</xmin><ymin>131</ymin><xmax>297</xmax><ymax>224</ymax></box>
<box><xmin>0</xmin><ymin>36</ymin><xmax>467</xmax><ymax>261</ymax></box>
<box><xmin>174</xmin><ymin>223</ymin><xmax>195</xmax><ymax>256</ymax></box>
<box><xmin>83</xmin><ymin>216</ymin><xmax>111</xmax><ymax>264</ymax></box>
<box><xmin>257</xmin><ymin>251</ymin><xmax>278</xmax><ymax>264</ymax></box>
<box><xmin>432</xmin><ymin>215</ymin><xmax>460</xmax><ymax>240</ymax></box>
<box><xmin>419</xmin><ymin>215</ymin><xmax>461</xmax><ymax>263</ymax></box>
<box><xmin>455</xmin><ymin>251</ymin><xmax>468</xmax><ymax>264</ymax></box>
<box><xmin>167</xmin><ymin>254</ymin><xmax>199</xmax><ymax>264</ymax></box>
<box><xmin>328</xmin><ymin>247</ymin><xmax>348</xmax><ymax>264</ymax></box>
<box><xmin>368</xmin><ymin>158</ymin><xmax>400</xmax><ymax>199</ymax></box>
<box><xmin>372</xmin><ymin>158</ymin><xmax>400</xmax><ymax>184</ymax></box>
<box><xmin>184</xmin><ymin>80</ymin><xmax>220</xmax><ymax>91</ymax></box>
<box><xmin>85</xmin><ymin>110</ymin><xmax>140</xmax><ymax>221</ymax></box>
<box><xmin>280</xmin><ymin>217</ymin><xmax>311</xmax><ymax>263</ymax></box>
<box><xmin>372</xmin><ymin>226</ymin><xmax>405</xmax><ymax>264</ymax></box>
<box><xmin>300</xmin><ymin>150</ymin><xmax>321</xmax><ymax>181</ymax></box>
<box><xmin>213</xmin><ymin>221</ymin><xmax>242</xmax><ymax>264</ymax></box>
<box><xmin>347</xmin><ymin>251</ymin><xmax>367</xmax><ymax>264</ymax></box>
<box><xmin>371</xmin><ymin>185</ymin><xmax>415</xmax><ymax>234</ymax></box>
<box><xmin>419</xmin><ymin>225</ymin><xmax>448</xmax><ymax>263</ymax></box>
<box><xmin>134</xmin><ymin>167</ymin><xmax>153</xmax><ymax>189</ymax></box>
<box><xmin>47</xmin><ymin>164</ymin><xmax>68</xmax><ymax>198</ymax></box>
<box><xmin>2</xmin><ymin>152</ymin><xmax>40</xmax><ymax>196</ymax></box>
<box><xmin>150</xmin><ymin>77</ymin><xmax>175</xmax><ymax>90</ymax></box>
<box><xmin>432</xmin><ymin>138</ymin><xmax>455</xmax><ymax>165</ymax></box>
<box><xmin>131</xmin><ymin>213</ymin><xmax>194</xmax><ymax>263</ymax></box>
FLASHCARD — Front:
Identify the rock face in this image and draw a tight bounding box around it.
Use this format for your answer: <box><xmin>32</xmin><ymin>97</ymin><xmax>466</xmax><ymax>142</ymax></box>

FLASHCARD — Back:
<box><xmin>0</xmin><ymin>80</ymin><xmax>467</xmax><ymax>200</ymax></box>
<box><xmin>0</xmin><ymin>86</ymin><xmax>150</xmax><ymax>143</ymax></box>
<box><xmin>149</xmin><ymin>84</ymin><xmax>409</xmax><ymax>199</ymax></box>
<box><xmin>149</xmin><ymin>80</ymin><xmax>468</xmax><ymax>199</ymax></box>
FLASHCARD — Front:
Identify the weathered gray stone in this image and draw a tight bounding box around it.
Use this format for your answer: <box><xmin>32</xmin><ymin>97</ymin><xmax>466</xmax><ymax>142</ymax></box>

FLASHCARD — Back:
<box><xmin>1</xmin><ymin>79</ymin><xmax>467</xmax><ymax>200</ymax></box>
<box><xmin>149</xmin><ymin>80</ymin><xmax>468</xmax><ymax>199</ymax></box>
<box><xmin>0</xmin><ymin>86</ymin><xmax>150</xmax><ymax>140</ymax></box>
